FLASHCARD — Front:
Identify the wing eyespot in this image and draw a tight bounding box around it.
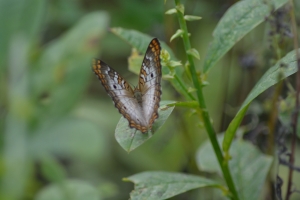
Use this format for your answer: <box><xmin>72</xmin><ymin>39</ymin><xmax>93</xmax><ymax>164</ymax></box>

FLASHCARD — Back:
<box><xmin>151</xmin><ymin>73</ymin><xmax>154</xmax><ymax>78</ymax></box>
<box><xmin>113</xmin><ymin>85</ymin><xmax>117</xmax><ymax>89</ymax></box>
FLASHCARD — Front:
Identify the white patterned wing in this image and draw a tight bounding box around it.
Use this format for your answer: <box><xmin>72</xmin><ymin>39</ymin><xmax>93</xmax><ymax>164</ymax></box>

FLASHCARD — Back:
<box><xmin>138</xmin><ymin>38</ymin><xmax>162</xmax><ymax>130</ymax></box>
<box><xmin>93</xmin><ymin>59</ymin><xmax>147</xmax><ymax>131</ymax></box>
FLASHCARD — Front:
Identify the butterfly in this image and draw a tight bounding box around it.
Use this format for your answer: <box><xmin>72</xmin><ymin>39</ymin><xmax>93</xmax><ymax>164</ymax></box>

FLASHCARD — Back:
<box><xmin>92</xmin><ymin>38</ymin><xmax>162</xmax><ymax>133</ymax></box>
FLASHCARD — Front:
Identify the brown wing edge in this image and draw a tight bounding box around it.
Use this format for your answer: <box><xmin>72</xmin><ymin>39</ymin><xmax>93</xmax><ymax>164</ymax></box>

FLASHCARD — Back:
<box><xmin>92</xmin><ymin>59</ymin><xmax>149</xmax><ymax>133</ymax></box>
<box><xmin>140</xmin><ymin>38</ymin><xmax>162</xmax><ymax>133</ymax></box>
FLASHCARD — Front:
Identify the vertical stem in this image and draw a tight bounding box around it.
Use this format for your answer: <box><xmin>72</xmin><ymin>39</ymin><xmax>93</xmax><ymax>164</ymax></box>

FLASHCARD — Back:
<box><xmin>174</xmin><ymin>1</ymin><xmax>239</xmax><ymax>199</ymax></box>
<box><xmin>286</xmin><ymin>1</ymin><xmax>299</xmax><ymax>199</ymax></box>
<box><xmin>267</xmin><ymin>80</ymin><xmax>283</xmax><ymax>155</ymax></box>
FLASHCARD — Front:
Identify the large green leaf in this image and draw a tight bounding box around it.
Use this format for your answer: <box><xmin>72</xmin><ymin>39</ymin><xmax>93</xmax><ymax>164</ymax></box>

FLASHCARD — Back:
<box><xmin>196</xmin><ymin>137</ymin><xmax>273</xmax><ymax>200</ymax></box>
<box><xmin>111</xmin><ymin>27</ymin><xmax>194</xmax><ymax>100</ymax></box>
<box><xmin>229</xmin><ymin>141</ymin><xmax>272</xmax><ymax>200</ymax></box>
<box><xmin>125</xmin><ymin>171</ymin><xmax>220</xmax><ymax>200</ymax></box>
<box><xmin>203</xmin><ymin>0</ymin><xmax>288</xmax><ymax>73</ymax></box>
<box><xmin>115</xmin><ymin>101</ymin><xmax>175</xmax><ymax>152</ymax></box>
<box><xmin>223</xmin><ymin>49</ymin><xmax>300</xmax><ymax>152</ymax></box>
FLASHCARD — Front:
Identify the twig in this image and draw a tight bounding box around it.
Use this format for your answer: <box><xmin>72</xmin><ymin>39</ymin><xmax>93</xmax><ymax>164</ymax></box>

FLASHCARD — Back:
<box><xmin>276</xmin><ymin>175</ymin><xmax>283</xmax><ymax>200</ymax></box>
<box><xmin>279</xmin><ymin>157</ymin><xmax>300</xmax><ymax>172</ymax></box>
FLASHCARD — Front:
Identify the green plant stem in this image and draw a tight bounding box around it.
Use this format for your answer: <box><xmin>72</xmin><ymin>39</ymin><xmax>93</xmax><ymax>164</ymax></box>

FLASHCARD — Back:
<box><xmin>174</xmin><ymin>1</ymin><xmax>239</xmax><ymax>199</ymax></box>
<box><xmin>174</xmin><ymin>74</ymin><xmax>196</xmax><ymax>100</ymax></box>
<box><xmin>167</xmin><ymin>101</ymin><xmax>198</xmax><ymax>108</ymax></box>
<box><xmin>267</xmin><ymin>80</ymin><xmax>283</xmax><ymax>155</ymax></box>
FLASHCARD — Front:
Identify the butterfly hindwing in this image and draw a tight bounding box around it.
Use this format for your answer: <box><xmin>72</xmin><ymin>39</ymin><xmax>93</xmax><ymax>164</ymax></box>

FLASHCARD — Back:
<box><xmin>138</xmin><ymin>38</ymin><xmax>162</xmax><ymax>129</ymax></box>
<box><xmin>92</xmin><ymin>60</ymin><xmax>147</xmax><ymax>132</ymax></box>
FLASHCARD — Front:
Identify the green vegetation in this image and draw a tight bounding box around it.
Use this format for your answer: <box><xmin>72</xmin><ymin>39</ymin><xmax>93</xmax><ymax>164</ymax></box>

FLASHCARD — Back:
<box><xmin>0</xmin><ymin>0</ymin><xmax>299</xmax><ymax>199</ymax></box>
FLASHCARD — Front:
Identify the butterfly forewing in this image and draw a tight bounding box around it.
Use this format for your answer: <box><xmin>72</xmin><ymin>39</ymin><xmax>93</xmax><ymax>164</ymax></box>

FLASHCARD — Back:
<box><xmin>138</xmin><ymin>38</ymin><xmax>162</xmax><ymax>129</ymax></box>
<box><xmin>92</xmin><ymin>60</ymin><xmax>147</xmax><ymax>131</ymax></box>
<box><xmin>93</xmin><ymin>38</ymin><xmax>162</xmax><ymax>133</ymax></box>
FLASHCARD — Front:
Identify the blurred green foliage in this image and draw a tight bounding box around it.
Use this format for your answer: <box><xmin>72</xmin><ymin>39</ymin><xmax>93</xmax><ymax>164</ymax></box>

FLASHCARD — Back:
<box><xmin>0</xmin><ymin>0</ymin><xmax>184</xmax><ymax>199</ymax></box>
<box><xmin>0</xmin><ymin>0</ymin><xmax>300</xmax><ymax>200</ymax></box>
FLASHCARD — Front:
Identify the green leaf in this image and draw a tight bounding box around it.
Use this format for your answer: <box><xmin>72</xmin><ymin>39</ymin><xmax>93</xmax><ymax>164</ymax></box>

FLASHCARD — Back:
<box><xmin>111</xmin><ymin>27</ymin><xmax>176</xmax><ymax>59</ymax></box>
<box><xmin>40</xmin><ymin>155</ymin><xmax>66</xmax><ymax>183</ymax></box>
<box><xmin>111</xmin><ymin>27</ymin><xmax>194</xmax><ymax>100</ymax></box>
<box><xmin>168</xmin><ymin>60</ymin><xmax>182</xmax><ymax>67</ymax></box>
<box><xmin>125</xmin><ymin>171</ymin><xmax>220</xmax><ymax>200</ymax></box>
<box><xmin>176</xmin><ymin>4</ymin><xmax>184</xmax><ymax>14</ymax></box>
<box><xmin>33</xmin><ymin>12</ymin><xmax>109</xmax><ymax>118</ymax></box>
<box><xmin>203</xmin><ymin>0</ymin><xmax>289</xmax><ymax>73</ymax></box>
<box><xmin>230</xmin><ymin>141</ymin><xmax>272</xmax><ymax>200</ymax></box>
<box><xmin>115</xmin><ymin>101</ymin><xmax>175</xmax><ymax>152</ymax></box>
<box><xmin>166</xmin><ymin>101</ymin><xmax>198</xmax><ymax>108</ymax></box>
<box><xmin>30</xmin><ymin>118</ymin><xmax>106</xmax><ymax>162</ymax></box>
<box><xmin>223</xmin><ymin>49</ymin><xmax>299</xmax><ymax>152</ymax></box>
<box><xmin>188</xmin><ymin>87</ymin><xmax>197</xmax><ymax>93</ymax></box>
<box><xmin>162</xmin><ymin>75</ymin><xmax>174</xmax><ymax>80</ymax></box>
<box><xmin>1</xmin><ymin>36</ymin><xmax>30</xmax><ymax>199</ymax></box>
<box><xmin>223</xmin><ymin>104</ymin><xmax>249</xmax><ymax>153</ymax></box>
<box><xmin>35</xmin><ymin>180</ymin><xmax>101</xmax><ymax>200</ymax></box>
<box><xmin>170</xmin><ymin>29</ymin><xmax>184</xmax><ymax>42</ymax></box>
<box><xmin>187</xmin><ymin>48</ymin><xmax>200</xmax><ymax>60</ymax></box>
<box><xmin>165</xmin><ymin>8</ymin><xmax>177</xmax><ymax>15</ymax></box>
<box><xmin>184</xmin><ymin>15</ymin><xmax>202</xmax><ymax>21</ymax></box>
<box><xmin>196</xmin><ymin>136</ymin><xmax>273</xmax><ymax>200</ymax></box>
<box><xmin>128</xmin><ymin>51</ymin><xmax>144</xmax><ymax>74</ymax></box>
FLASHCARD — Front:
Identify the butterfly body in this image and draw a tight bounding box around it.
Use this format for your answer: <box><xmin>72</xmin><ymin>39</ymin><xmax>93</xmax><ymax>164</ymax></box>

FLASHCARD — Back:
<box><xmin>93</xmin><ymin>38</ymin><xmax>162</xmax><ymax>133</ymax></box>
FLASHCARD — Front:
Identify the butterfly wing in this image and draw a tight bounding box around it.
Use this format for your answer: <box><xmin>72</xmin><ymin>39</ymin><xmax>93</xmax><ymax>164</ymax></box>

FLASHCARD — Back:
<box><xmin>93</xmin><ymin>59</ymin><xmax>147</xmax><ymax>132</ymax></box>
<box><xmin>138</xmin><ymin>38</ymin><xmax>162</xmax><ymax>130</ymax></box>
